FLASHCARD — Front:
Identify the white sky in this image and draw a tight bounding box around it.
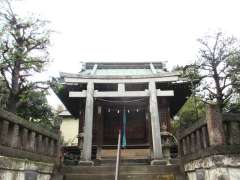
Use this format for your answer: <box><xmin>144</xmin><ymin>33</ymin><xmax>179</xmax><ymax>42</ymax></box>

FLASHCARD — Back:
<box><xmin>11</xmin><ymin>0</ymin><xmax>240</xmax><ymax>108</ymax></box>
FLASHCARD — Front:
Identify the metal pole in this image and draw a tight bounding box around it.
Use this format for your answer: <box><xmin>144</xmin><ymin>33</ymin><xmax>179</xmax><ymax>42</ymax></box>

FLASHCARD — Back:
<box><xmin>115</xmin><ymin>129</ymin><xmax>121</xmax><ymax>180</ymax></box>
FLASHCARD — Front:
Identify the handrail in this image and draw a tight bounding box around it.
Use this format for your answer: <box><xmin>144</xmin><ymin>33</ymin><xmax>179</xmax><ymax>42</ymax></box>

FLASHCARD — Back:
<box><xmin>115</xmin><ymin>129</ymin><xmax>121</xmax><ymax>180</ymax></box>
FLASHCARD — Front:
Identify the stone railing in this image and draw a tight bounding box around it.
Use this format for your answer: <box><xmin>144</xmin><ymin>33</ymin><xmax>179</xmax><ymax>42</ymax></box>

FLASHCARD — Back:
<box><xmin>222</xmin><ymin>113</ymin><xmax>240</xmax><ymax>145</ymax></box>
<box><xmin>178</xmin><ymin>105</ymin><xmax>240</xmax><ymax>162</ymax></box>
<box><xmin>178</xmin><ymin>120</ymin><xmax>209</xmax><ymax>157</ymax></box>
<box><xmin>0</xmin><ymin>109</ymin><xmax>60</xmax><ymax>163</ymax></box>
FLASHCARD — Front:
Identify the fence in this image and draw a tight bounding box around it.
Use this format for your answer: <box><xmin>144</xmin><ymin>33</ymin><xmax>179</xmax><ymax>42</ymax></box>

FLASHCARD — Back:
<box><xmin>178</xmin><ymin>105</ymin><xmax>240</xmax><ymax>162</ymax></box>
<box><xmin>0</xmin><ymin>109</ymin><xmax>60</xmax><ymax>163</ymax></box>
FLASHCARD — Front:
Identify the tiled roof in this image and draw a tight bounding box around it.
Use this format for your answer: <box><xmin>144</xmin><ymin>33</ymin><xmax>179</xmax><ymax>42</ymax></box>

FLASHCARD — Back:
<box><xmin>79</xmin><ymin>68</ymin><xmax>166</xmax><ymax>76</ymax></box>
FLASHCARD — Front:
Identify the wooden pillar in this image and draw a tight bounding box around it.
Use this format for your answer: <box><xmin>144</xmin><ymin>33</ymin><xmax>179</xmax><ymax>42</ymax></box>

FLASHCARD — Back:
<box><xmin>78</xmin><ymin>111</ymin><xmax>84</xmax><ymax>148</ymax></box>
<box><xmin>96</xmin><ymin>106</ymin><xmax>103</xmax><ymax>159</ymax></box>
<box><xmin>80</xmin><ymin>81</ymin><xmax>94</xmax><ymax>164</ymax></box>
<box><xmin>145</xmin><ymin>110</ymin><xmax>153</xmax><ymax>159</ymax></box>
<box><xmin>149</xmin><ymin>81</ymin><xmax>163</xmax><ymax>163</ymax></box>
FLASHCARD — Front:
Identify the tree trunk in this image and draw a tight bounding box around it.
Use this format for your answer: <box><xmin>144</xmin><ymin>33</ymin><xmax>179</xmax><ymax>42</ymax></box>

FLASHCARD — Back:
<box><xmin>213</xmin><ymin>68</ymin><xmax>224</xmax><ymax>112</ymax></box>
<box><xmin>8</xmin><ymin>56</ymin><xmax>21</xmax><ymax>113</ymax></box>
<box><xmin>7</xmin><ymin>94</ymin><xmax>18</xmax><ymax>113</ymax></box>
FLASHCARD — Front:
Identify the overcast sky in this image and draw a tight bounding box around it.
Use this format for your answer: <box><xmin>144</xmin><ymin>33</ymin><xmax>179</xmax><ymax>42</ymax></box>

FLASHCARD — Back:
<box><xmin>12</xmin><ymin>0</ymin><xmax>240</xmax><ymax>108</ymax></box>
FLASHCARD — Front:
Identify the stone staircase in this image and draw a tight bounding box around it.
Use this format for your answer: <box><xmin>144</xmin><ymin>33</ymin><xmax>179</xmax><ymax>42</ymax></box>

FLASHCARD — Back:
<box><xmin>60</xmin><ymin>159</ymin><xmax>185</xmax><ymax>180</ymax></box>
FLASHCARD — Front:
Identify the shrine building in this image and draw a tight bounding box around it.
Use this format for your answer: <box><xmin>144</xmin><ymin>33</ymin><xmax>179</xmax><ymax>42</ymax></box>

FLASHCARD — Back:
<box><xmin>56</xmin><ymin>62</ymin><xmax>192</xmax><ymax>165</ymax></box>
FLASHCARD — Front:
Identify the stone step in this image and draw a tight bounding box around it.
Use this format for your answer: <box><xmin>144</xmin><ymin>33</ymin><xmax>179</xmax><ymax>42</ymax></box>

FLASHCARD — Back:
<box><xmin>62</xmin><ymin>164</ymin><xmax>185</xmax><ymax>180</ymax></box>
<box><xmin>94</xmin><ymin>158</ymin><xmax>150</xmax><ymax>166</ymax></box>
<box><xmin>61</xmin><ymin>164</ymin><xmax>181</xmax><ymax>174</ymax></box>
<box><xmin>64</xmin><ymin>173</ymin><xmax>185</xmax><ymax>180</ymax></box>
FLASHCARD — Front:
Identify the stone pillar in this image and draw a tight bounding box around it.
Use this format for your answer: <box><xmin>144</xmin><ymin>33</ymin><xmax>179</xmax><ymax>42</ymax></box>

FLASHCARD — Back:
<box><xmin>49</xmin><ymin>139</ymin><xmax>55</xmax><ymax>156</ymax></box>
<box><xmin>29</xmin><ymin>131</ymin><xmax>36</xmax><ymax>152</ymax></box>
<box><xmin>10</xmin><ymin>124</ymin><xmax>20</xmax><ymax>148</ymax></box>
<box><xmin>37</xmin><ymin>134</ymin><xmax>43</xmax><ymax>154</ymax></box>
<box><xmin>201</xmin><ymin>126</ymin><xmax>208</xmax><ymax>149</ymax></box>
<box><xmin>186</xmin><ymin>135</ymin><xmax>190</xmax><ymax>154</ymax></box>
<box><xmin>206</xmin><ymin>104</ymin><xmax>225</xmax><ymax>146</ymax></box>
<box><xmin>44</xmin><ymin>137</ymin><xmax>49</xmax><ymax>155</ymax></box>
<box><xmin>195</xmin><ymin>130</ymin><xmax>201</xmax><ymax>150</ymax></box>
<box><xmin>1</xmin><ymin>120</ymin><xmax>9</xmax><ymax>145</ymax></box>
<box><xmin>229</xmin><ymin>121</ymin><xmax>240</xmax><ymax>145</ymax></box>
<box><xmin>22</xmin><ymin>128</ymin><xmax>29</xmax><ymax>150</ymax></box>
<box><xmin>182</xmin><ymin>138</ymin><xmax>187</xmax><ymax>155</ymax></box>
<box><xmin>190</xmin><ymin>133</ymin><xmax>195</xmax><ymax>153</ymax></box>
<box><xmin>80</xmin><ymin>81</ymin><xmax>94</xmax><ymax>165</ymax></box>
<box><xmin>149</xmin><ymin>81</ymin><xmax>163</xmax><ymax>164</ymax></box>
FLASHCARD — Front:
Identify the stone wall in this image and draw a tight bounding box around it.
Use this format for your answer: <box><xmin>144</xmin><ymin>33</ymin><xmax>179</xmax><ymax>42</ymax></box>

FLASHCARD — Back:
<box><xmin>0</xmin><ymin>109</ymin><xmax>60</xmax><ymax>180</ymax></box>
<box><xmin>0</xmin><ymin>156</ymin><xmax>54</xmax><ymax>180</ymax></box>
<box><xmin>178</xmin><ymin>105</ymin><xmax>240</xmax><ymax>180</ymax></box>
<box><xmin>185</xmin><ymin>155</ymin><xmax>240</xmax><ymax>180</ymax></box>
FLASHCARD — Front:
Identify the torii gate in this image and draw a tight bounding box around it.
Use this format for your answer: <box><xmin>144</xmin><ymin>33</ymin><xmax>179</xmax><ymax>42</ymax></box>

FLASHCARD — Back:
<box><xmin>65</xmin><ymin>74</ymin><xmax>177</xmax><ymax>165</ymax></box>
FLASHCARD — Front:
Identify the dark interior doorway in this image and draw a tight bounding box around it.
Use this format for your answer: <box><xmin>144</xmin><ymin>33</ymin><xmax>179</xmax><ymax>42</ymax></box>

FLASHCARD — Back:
<box><xmin>103</xmin><ymin>108</ymin><xmax>148</xmax><ymax>146</ymax></box>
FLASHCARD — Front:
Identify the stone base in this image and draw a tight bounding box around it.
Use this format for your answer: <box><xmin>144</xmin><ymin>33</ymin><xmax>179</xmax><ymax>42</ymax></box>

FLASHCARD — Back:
<box><xmin>184</xmin><ymin>155</ymin><xmax>240</xmax><ymax>180</ymax></box>
<box><xmin>150</xmin><ymin>159</ymin><xmax>167</xmax><ymax>166</ymax></box>
<box><xmin>79</xmin><ymin>160</ymin><xmax>94</xmax><ymax>166</ymax></box>
<box><xmin>0</xmin><ymin>155</ymin><xmax>54</xmax><ymax>180</ymax></box>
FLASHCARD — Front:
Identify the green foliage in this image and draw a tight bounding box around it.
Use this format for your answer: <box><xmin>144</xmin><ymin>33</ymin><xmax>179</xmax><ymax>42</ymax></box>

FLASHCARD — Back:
<box><xmin>16</xmin><ymin>90</ymin><xmax>54</xmax><ymax>129</ymax></box>
<box><xmin>173</xmin><ymin>96</ymin><xmax>206</xmax><ymax>130</ymax></box>
<box><xmin>0</xmin><ymin>1</ymin><xmax>54</xmax><ymax>129</ymax></box>
<box><xmin>0</xmin><ymin>76</ymin><xmax>9</xmax><ymax>108</ymax></box>
<box><xmin>226</xmin><ymin>95</ymin><xmax>240</xmax><ymax>113</ymax></box>
<box><xmin>0</xmin><ymin>0</ymin><xmax>51</xmax><ymax>112</ymax></box>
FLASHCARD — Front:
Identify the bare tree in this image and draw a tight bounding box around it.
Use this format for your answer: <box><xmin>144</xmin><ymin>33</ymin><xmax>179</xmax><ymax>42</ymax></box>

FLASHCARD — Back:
<box><xmin>196</xmin><ymin>32</ymin><xmax>240</xmax><ymax>111</ymax></box>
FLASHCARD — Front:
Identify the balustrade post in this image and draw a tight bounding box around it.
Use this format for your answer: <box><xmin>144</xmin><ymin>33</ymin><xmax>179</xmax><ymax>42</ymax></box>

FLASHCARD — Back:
<box><xmin>29</xmin><ymin>131</ymin><xmax>36</xmax><ymax>152</ymax></box>
<box><xmin>201</xmin><ymin>126</ymin><xmax>208</xmax><ymax>149</ymax></box>
<box><xmin>1</xmin><ymin>120</ymin><xmax>10</xmax><ymax>145</ymax></box>
<box><xmin>196</xmin><ymin>129</ymin><xmax>201</xmax><ymax>150</ymax></box>
<box><xmin>206</xmin><ymin>104</ymin><xmax>225</xmax><ymax>146</ymax></box>
<box><xmin>49</xmin><ymin>139</ymin><xmax>55</xmax><ymax>156</ymax></box>
<box><xmin>22</xmin><ymin>128</ymin><xmax>29</xmax><ymax>150</ymax></box>
<box><xmin>229</xmin><ymin>122</ymin><xmax>240</xmax><ymax>145</ymax></box>
<box><xmin>44</xmin><ymin>137</ymin><xmax>49</xmax><ymax>155</ymax></box>
<box><xmin>10</xmin><ymin>124</ymin><xmax>20</xmax><ymax>148</ymax></box>
<box><xmin>37</xmin><ymin>134</ymin><xmax>43</xmax><ymax>153</ymax></box>
<box><xmin>186</xmin><ymin>136</ymin><xmax>190</xmax><ymax>154</ymax></box>
<box><xmin>182</xmin><ymin>138</ymin><xmax>187</xmax><ymax>155</ymax></box>
<box><xmin>190</xmin><ymin>133</ymin><xmax>195</xmax><ymax>153</ymax></box>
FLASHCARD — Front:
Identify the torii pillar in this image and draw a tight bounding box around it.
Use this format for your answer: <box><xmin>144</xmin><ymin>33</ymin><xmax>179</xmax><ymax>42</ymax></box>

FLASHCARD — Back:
<box><xmin>79</xmin><ymin>81</ymin><xmax>94</xmax><ymax>165</ymax></box>
<box><xmin>149</xmin><ymin>81</ymin><xmax>165</xmax><ymax>165</ymax></box>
